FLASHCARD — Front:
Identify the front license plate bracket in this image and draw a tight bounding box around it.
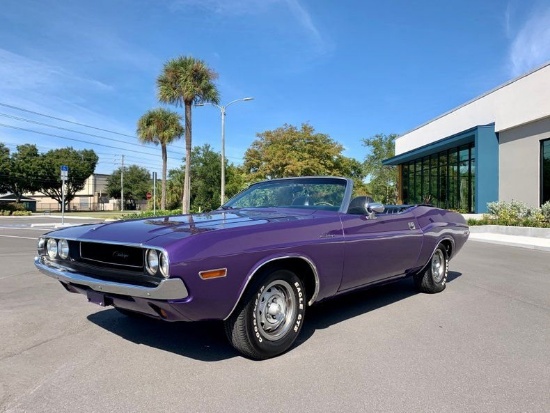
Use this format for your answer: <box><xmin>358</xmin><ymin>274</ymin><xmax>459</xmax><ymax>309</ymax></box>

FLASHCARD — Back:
<box><xmin>87</xmin><ymin>290</ymin><xmax>112</xmax><ymax>307</ymax></box>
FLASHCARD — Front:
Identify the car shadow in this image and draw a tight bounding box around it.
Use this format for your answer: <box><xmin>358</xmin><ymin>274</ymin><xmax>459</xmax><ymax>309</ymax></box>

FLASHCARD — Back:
<box><xmin>87</xmin><ymin>271</ymin><xmax>462</xmax><ymax>361</ymax></box>
<box><xmin>296</xmin><ymin>271</ymin><xmax>461</xmax><ymax>345</ymax></box>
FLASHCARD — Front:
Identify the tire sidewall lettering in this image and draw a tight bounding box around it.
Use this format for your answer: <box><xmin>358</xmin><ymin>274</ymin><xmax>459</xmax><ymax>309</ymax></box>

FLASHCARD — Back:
<box><xmin>250</xmin><ymin>273</ymin><xmax>305</xmax><ymax>346</ymax></box>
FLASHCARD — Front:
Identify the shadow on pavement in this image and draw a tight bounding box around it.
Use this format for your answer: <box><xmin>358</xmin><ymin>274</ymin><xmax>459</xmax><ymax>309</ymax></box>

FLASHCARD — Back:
<box><xmin>87</xmin><ymin>271</ymin><xmax>462</xmax><ymax>362</ymax></box>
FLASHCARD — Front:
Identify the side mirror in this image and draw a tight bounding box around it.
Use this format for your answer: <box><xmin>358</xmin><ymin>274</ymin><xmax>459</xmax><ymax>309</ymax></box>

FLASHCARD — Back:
<box><xmin>366</xmin><ymin>202</ymin><xmax>385</xmax><ymax>213</ymax></box>
<box><xmin>365</xmin><ymin>202</ymin><xmax>385</xmax><ymax>219</ymax></box>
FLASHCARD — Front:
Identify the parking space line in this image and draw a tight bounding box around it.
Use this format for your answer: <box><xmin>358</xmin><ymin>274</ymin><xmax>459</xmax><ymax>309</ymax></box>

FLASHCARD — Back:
<box><xmin>0</xmin><ymin>235</ymin><xmax>37</xmax><ymax>240</ymax></box>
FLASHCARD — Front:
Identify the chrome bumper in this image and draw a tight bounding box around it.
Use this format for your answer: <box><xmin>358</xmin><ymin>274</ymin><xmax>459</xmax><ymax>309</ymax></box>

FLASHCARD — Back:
<box><xmin>34</xmin><ymin>256</ymin><xmax>189</xmax><ymax>300</ymax></box>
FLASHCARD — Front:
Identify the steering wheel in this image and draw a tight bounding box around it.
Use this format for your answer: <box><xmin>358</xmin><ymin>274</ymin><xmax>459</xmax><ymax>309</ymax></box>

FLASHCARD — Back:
<box><xmin>315</xmin><ymin>201</ymin><xmax>333</xmax><ymax>206</ymax></box>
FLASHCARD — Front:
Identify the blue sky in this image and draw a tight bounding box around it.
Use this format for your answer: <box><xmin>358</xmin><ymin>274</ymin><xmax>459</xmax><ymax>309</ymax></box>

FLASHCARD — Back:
<box><xmin>1</xmin><ymin>0</ymin><xmax>549</xmax><ymax>175</ymax></box>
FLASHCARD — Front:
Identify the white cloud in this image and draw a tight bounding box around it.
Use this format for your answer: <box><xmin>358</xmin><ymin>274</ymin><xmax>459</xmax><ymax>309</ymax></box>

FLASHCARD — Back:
<box><xmin>508</xmin><ymin>5</ymin><xmax>550</xmax><ymax>77</ymax></box>
<box><xmin>284</xmin><ymin>0</ymin><xmax>325</xmax><ymax>53</ymax></box>
<box><xmin>0</xmin><ymin>48</ymin><xmax>112</xmax><ymax>98</ymax></box>
<box><xmin>169</xmin><ymin>0</ymin><xmax>330</xmax><ymax>54</ymax></box>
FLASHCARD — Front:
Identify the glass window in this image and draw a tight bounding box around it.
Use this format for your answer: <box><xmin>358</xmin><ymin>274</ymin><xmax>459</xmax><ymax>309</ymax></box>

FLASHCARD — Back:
<box><xmin>399</xmin><ymin>141</ymin><xmax>475</xmax><ymax>211</ymax></box>
<box><xmin>401</xmin><ymin>163</ymin><xmax>410</xmax><ymax>203</ymax></box>
<box><xmin>542</xmin><ymin>139</ymin><xmax>550</xmax><ymax>205</ymax></box>
<box><xmin>458</xmin><ymin>146</ymin><xmax>470</xmax><ymax>211</ymax></box>
<box><xmin>448</xmin><ymin>149</ymin><xmax>458</xmax><ymax>210</ymax></box>
<box><xmin>414</xmin><ymin>160</ymin><xmax>422</xmax><ymax>204</ymax></box>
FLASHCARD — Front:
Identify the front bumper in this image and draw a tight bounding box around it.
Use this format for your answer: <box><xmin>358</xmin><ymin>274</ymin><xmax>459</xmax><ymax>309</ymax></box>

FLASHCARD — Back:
<box><xmin>34</xmin><ymin>255</ymin><xmax>189</xmax><ymax>300</ymax></box>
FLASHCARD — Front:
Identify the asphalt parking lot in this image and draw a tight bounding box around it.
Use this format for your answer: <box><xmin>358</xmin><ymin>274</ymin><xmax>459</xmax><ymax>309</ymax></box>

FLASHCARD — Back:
<box><xmin>1</xmin><ymin>216</ymin><xmax>549</xmax><ymax>413</ymax></box>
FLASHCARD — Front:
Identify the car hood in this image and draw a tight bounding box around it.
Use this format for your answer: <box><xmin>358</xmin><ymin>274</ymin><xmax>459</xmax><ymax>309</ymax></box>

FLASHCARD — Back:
<box><xmin>45</xmin><ymin>208</ymin><xmax>317</xmax><ymax>245</ymax></box>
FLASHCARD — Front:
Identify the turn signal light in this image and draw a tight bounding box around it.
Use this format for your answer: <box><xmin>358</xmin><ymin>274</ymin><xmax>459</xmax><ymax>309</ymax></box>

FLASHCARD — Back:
<box><xmin>199</xmin><ymin>268</ymin><xmax>227</xmax><ymax>280</ymax></box>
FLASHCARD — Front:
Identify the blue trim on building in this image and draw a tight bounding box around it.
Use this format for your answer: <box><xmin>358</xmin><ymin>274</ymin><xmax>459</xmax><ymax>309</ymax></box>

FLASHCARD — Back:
<box><xmin>474</xmin><ymin>125</ymin><xmax>499</xmax><ymax>213</ymax></box>
<box><xmin>384</xmin><ymin>124</ymin><xmax>499</xmax><ymax>213</ymax></box>
<box><xmin>383</xmin><ymin>126</ymin><xmax>478</xmax><ymax>165</ymax></box>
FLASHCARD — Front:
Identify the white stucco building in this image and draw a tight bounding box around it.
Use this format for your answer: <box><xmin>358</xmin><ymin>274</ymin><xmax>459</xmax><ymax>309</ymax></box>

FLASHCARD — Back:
<box><xmin>384</xmin><ymin>62</ymin><xmax>550</xmax><ymax>212</ymax></box>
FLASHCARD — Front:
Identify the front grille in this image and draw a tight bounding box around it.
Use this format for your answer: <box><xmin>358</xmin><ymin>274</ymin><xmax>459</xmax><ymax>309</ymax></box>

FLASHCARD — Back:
<box><xmin>80</xmin><ymin>242</ymin><xmax>143</xmax><ymax>269</ymax></box>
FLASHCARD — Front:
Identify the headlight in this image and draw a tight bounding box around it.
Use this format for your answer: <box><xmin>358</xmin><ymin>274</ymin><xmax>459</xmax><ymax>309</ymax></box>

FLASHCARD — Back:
<box><xmin>58</xmin><ymin>239</ymin><xmax>69</xmax><ymax>259</ymax></box>
<box><xmin>159</xmin><ymin>252</ymin><xmax>169</xmax><ymax>278</ymax></box>
<box><xmin>46</xmin><ymin>238</ymin><xmax>58</xmax><ymax>259</ymax></box>
<box><xmin>37</xmin><ymin>237</ymin><xmax>45</xmax><ymax>250</ymax></box>
<box><xmin>145</xmin><ymin>249</ymin><xmax>159</xmax><ymax>275</ymax></box>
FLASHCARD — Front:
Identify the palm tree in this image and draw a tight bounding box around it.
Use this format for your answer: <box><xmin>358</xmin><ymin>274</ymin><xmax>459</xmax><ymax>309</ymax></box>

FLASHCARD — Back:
<box><xmin>157</xmin><ymin>56</ymin><xmax>220</xmax><ymax>213</ymax></box>
<box><xmin>137</xmin><ymin>108</ymin><xmax>184</xmax><ymax>210</ymax></box>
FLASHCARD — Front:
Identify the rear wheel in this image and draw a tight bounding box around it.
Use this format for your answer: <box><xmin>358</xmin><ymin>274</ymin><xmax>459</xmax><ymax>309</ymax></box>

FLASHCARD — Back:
<box><xmin>414</xmin><ymin>245</ymin><xmax>448</xmax><ymax>293</ymax></box>
<box><xmin>224</xmin><ymin>269</ymin><xmax>306</xmax><ymax>360</ymax></box>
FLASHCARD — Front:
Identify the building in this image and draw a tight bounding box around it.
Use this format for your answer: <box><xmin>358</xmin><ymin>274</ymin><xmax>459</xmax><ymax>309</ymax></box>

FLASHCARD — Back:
<box><xmin>31</xmin><ymin>174</ymin><xmax>117</xmax><ymax>212</ymax></box>
<box><xmin>384</xmin><ymin>62</ymin><xmax>550</xmax><ymax>213</ymax></box>
<box><xmin>0</xmin><ymin>194</ymin><xmax>37</xmax><ymax>212</ymax></box>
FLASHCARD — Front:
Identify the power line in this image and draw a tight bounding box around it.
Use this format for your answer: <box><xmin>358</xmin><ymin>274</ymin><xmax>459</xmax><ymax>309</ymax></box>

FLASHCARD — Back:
<box><xmin>0</xmin><ymin>102</ymin><xmax>140</xmax><ymax>139</ymax></box>
<box><xmin>0</xmin><ymin>102</ymin><xmax>246</xmax><ymax>164</ymax></box>
<box><xmin>0</xmin><ymin>112</ymin><xmax>185</xmax><ymax>158</ymax></box>
<box><xmin>0</xmin><ymin>123</ymin><xmax>185</xmax><ymax>160</ymax></box>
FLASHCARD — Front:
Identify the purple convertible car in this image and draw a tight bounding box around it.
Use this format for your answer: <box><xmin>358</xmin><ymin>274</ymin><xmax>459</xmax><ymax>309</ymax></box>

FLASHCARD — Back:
<box><xmin>35</xmin><ymin>176</ymin><xmax>469</xmax><ymax>359</ymax></box>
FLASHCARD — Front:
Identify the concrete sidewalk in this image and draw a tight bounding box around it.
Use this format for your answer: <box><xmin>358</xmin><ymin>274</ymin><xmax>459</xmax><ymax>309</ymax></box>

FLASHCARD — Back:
<box><xmin>468</xmin><ymin>225</ymin><xmax>550</xmax><ymax>252</ymax></box>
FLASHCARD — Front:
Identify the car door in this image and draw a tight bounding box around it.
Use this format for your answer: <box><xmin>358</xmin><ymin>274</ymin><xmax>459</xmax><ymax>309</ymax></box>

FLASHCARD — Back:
<box><xmin>338</xmin><ymin>210</ymin><xmax>423</xmax><ymax>292</ymax></box>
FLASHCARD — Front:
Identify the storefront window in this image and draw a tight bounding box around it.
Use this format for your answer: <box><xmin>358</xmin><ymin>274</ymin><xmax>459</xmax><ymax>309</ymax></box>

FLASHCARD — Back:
<box><xmin>542</xmin><ymin>139</ymin><xmax>550</xmax><ymax>205</ymax></box>
<box><xmin>400</xmin><ymin>142</ymin><xmax>475</xmax><ymax>212</ymax></box>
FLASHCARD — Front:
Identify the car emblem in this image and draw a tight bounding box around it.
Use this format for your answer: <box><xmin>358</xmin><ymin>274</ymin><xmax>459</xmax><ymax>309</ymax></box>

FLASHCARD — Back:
<box><xmin>113</xmin><ymin>251</ymin><xmax>129</xmax><ymax>260</ymax></box>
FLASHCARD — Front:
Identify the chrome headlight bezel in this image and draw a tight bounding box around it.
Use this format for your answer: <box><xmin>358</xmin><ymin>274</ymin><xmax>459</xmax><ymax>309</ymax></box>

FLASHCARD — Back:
<box><xmin>145</xmin><ymin>249</ymin><xmax>159</xmax><ymax>276</ymax></box>
<box><xmin>58</xmin><ymin>239</ymin><xmax>69</xmax><ymax>259</ymax></box>
<box><xmin>46</xmin><ymin>238</ymin><xmax>58</xmax><ymax>259</ymax></box>
<box><xmin>159</xmin><ymin>252</ymin><xmax>169</xmax><ymax>278</ymax></box>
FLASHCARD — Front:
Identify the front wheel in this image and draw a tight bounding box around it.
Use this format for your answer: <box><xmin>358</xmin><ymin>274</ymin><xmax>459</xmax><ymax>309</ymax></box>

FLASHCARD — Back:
<box><xmin>224</xmin><ymin>269</ymin><xmax>306</xmax><ymax>360</ymax></box>
<box><xmin>414</xmin><ymin>245</ymin><xmax>448</xmax><ymax>294</ymax></box>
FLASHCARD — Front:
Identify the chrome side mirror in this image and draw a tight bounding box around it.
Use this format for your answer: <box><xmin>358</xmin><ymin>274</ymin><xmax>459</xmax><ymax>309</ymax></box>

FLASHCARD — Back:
<box><xmin>365</xmin><ymin>202</ymin><xmax>385</xmax><ymax>219</ymax></box>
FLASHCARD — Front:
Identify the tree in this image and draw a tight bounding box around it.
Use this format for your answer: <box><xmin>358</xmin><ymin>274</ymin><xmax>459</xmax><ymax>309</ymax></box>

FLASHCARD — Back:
<box><xmin>362</xmin><ymin>133</ymin><xmax>399</xmax><ymax>204</ymax></box>
<box><xmin>39</xmin><ymin>147</ymin><xmax>98</xmax><ymax>208</ymax></box>
<box><xmin>157</xmin><ymin>56</ymin><xmax>219</xmax><ymax>214</ymax></box>
<box><xmin>189</xmin><ymin>144</ymin><xmax>221</xmax><ymax>211</ymax></box>
<box><xmin>0</xmin><ymin>143</ymin><xmax>12</xmax><ymax>194</ymax></box>
<box><xmin>0</xmin><ymin>144</ymin><xmax>43</xmax><ymax>202</ymax></box>
<box><xmin>106</xmin><ymin>165</ymin><xmax>151</xmax><ymax>210</ymax></box>
<box><xmin>165</xmin><ymin>145</ymin><xmax>246</xmax><ymax>212</ymax></box>
<box><xmin>137</xmin><ymin>108</ymin><xmax>183</xmax><ymax>210</ymax></box>
<box><xmin>243</xmin><ymin>123</ymin><xmax>366</xmax><ymax>186</ymax></box>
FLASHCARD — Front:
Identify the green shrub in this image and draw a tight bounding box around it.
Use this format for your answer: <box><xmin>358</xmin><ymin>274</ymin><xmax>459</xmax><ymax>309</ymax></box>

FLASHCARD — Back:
<box><xmin>475</xmin><ymin>200</ymin><xmax>550</xmax><ymax>228</ymax></box>
<box><xmin>12</xmin><ymin>210</ymin><xmax>32</xmax><ymax>216</ymax></box>
<box><xmin>0</xmin><ymin>202</ymin><xmax>28</xmax><ymax>213</ymax></box>
<box><xmin>541</xmin><ymin>201</ymin><xmax>550</xmax><ymax>221</ymax></box>
<box><xmin>121</xmin><ymin>209</ymin><xmax>183</xmax><ymax>220</ymax></box>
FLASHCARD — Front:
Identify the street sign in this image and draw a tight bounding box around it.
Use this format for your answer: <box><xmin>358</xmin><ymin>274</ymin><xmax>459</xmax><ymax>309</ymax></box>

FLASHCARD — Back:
<box><xmin>146</xmin><ymin>192</ymin><xmax>152</xmax><ymax>200</ymax></box>
<box><xmin>60</xmin><ymin>165</ymin><xmax>69</xmax><ymax>180</ymax></box>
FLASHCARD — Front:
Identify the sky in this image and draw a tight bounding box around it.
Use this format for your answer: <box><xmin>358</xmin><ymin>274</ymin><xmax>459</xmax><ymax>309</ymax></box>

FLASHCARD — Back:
<box><xmin>1</xmin><ymin>0</ymin><xmax>550</xmax><ymax>176</ymax></box>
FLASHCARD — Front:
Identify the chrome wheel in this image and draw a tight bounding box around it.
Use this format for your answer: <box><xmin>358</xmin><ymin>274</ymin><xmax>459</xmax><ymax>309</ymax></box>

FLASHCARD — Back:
<box><xmin>413</xmin><ymin>244</ymin><xmax>448</xmax><ymax>294</ymax></box>
<box><xmin>256</xmin><ymin>280</ymin><xmax>296</xmax><ymax>341</ymax></box>
<box><xmin>431</xmin><ymin>249</ymin><xmax>445</xmax><ymax>283</ymax></box>
<box><xmin>224</xmin><ymin>269</ymin><xmax>305</xmax><ymax>359</ymax></box>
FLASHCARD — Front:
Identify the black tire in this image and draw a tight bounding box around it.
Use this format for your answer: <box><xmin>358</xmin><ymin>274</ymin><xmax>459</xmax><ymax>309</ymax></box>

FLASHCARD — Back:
<box><xmin>413</xmin><ymin>245</ymin><xmax>448</xmax><ymax>294</ymax></box>
<box><xmin>224</xmin><ymin>269</ymin><xmax>306</xmax><ymax>360</ymax></box>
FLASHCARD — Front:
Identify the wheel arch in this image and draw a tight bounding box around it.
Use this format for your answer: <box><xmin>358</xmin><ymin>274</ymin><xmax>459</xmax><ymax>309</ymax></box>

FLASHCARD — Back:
<box><xmin>438</xmin><ymin>236</ymin><xmax>454</xmax><ymax>259</ymax></box>
<box><xmin>224</xmin><ymin>255</ymin><xmax>320</xmax><ymax>321</ymax></box>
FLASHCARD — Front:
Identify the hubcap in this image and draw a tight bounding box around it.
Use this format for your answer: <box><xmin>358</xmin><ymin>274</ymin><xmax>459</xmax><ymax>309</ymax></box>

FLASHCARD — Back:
<box><xmin>431</xmin><ymin>250</ymin><xmax>445</xmax><ymax>283</ymax></box>
<box><xmin>256</xmin><ymin>280</ymin><xmax>296</xmax><ymax>341</ymax></box>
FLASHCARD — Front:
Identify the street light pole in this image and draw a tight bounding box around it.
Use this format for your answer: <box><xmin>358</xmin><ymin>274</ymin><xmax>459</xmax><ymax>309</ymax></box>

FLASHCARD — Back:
<box><xmin>199</xmin><ymin>97</ymin><xmax>253</xmax><ymax>204</ymax></box>
<box><xmin>220</xmin><ymin>105</ymin><xmax>227</xmax><ymax>206</ymax></box>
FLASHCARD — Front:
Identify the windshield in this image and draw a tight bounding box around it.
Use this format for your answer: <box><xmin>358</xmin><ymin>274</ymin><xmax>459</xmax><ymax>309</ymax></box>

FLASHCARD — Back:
<box><xmin>223</xmin><ymin>177</ymin><xmax>348</xmax><ymax>211</ymax></box>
